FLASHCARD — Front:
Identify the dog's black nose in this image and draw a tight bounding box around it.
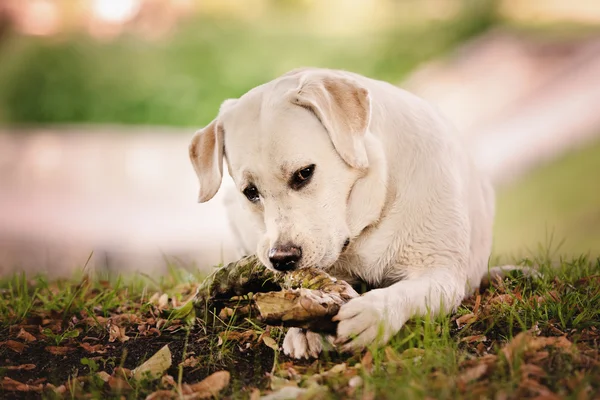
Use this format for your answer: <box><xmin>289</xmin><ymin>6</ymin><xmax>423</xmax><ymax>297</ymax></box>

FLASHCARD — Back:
<box><xmin>268</xmin><ymin>245</ymin><xmax>302</xmax><ymax>271</ymax></box>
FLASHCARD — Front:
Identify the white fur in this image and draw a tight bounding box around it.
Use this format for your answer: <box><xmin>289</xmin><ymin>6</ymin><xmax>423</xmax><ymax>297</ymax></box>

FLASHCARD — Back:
<box><xmin>190</xmin><ymin>68</ymin><xmax>495</xmax><ymax>358</ymax></box>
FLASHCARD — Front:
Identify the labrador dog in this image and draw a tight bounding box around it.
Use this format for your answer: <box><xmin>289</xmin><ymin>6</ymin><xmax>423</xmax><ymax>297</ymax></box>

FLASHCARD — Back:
<box><xmin>189</xmin><ymin>68</ymin><xmax>495</xmax><ymax>359</ymax></box>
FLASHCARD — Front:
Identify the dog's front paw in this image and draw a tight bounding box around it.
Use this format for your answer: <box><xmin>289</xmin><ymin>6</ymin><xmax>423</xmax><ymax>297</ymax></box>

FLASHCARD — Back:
<box><xmin>333</xmin><ymin>290</ymin><xmax>403</xmax><ymax>352</ymax></box>
<box><xmin>282</xmin><ymin>328</ymin><xmax>325</xmax><ymax>359</ymax></box>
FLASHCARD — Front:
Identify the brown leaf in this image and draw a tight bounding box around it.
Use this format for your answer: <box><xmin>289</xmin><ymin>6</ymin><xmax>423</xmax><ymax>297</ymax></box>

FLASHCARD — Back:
<box><xmin>108</xmin><ymin>376</ymin><xmax>132</xmax><ymax>392</ymax></box>
<box><xmin>84</xmin><ymin>316</ymin><xmax>108</xmax><ymax>326</ymax></box>
<box><xmin>384</xmin><ymin>346</ymin><xmax>402</xmax><ymax>364</ymax></box>
<box><xmin>361</xmin><ymin>389</ymin><xmax>376</xmax><ymax>400</ymax></box>
<box><xmin>472</xmin><ymin>294</ymin><xmax>482</xmax><ymax>314</ymax></box>
<box><xmin>461</xmin><ymin>335</ymin><xmax>487</xmax><ymax>343</ymax></box>
<box><xmin>456</xmin><ymin>313</ymin><xmax>477</xmax><ymax>328</ymax></box>
<box><xmin>249</xmin><ymin>388</ymin><xmax>261</xmax><ymax>400</ymax></box>
<box><xmin>96</xmin><ymin>371</ymin><xmax>111</xmax><ymax>383</ymax></box>
<box><xmin>180</xmin><ymin>356</ymin><xmax>200</xmax><ymax>368</ymax></box>
<box><xmin>325</xmin><ymin>363</ymin><xmax>347</xmax><ymax>376</ymax></box>
<box><xmin>133</xmin><ymin>344</ymin><xmax>172</xmax><ymax>381</ymax></box>
<box><xmin>16</xmin><ymin>328</ymin><xmax>37</xmax><ymax>342</ymax></box>
<box><xmin>183</xmin><ymin>371</ymin><xmax>230</xmax><ymax>399</ymax></box>
<box><xmin>458</xmin><ymin>363</ymin><xmax>487</xmax><ymax>384</ymax></box>
<box><xmin>361</xmin><ymin>351</ymin><xmax>373</xmax><ymax>372</ymax></box>
<box><xmin>521</xmin><ymin>364</ymin><xmax>547</xmax><ymax>379</ymax></box>
<box><xmin>476</xmin><ymin>342</ymin><xmax>486</xmax><ymax>355</ymax></box>
<box><xmin>1</xmin><ymin>377</ymin><xmax>43</xmax><ymax>392</ymax></box>
<box><xmin>220</xmin><ymin>330</ymin><xmax>258</xmax><ymax>344</ymax></box>
<box><xmin>108</xmin><ymin>324</ymin><xmax>130</xmax><ymax>343</ymax></box>
<box><xmin>45</xmin><ymin>383</ymin><xmax>66</xmax><ymax>394</ymax></box>
<box><xmin>158</xmin><ymin>293</ymin><xmax>169</xmax><ymax>309</ymax></box>
<box><xmin>2</xmin><ymin>364</ymin><xmax>36</xmax><ymax>371</ymax></box>
<box><xmin>1</xmin><ymin>340</ymin><xmax>27</xmax><ymax>353</ymax></box>
<box><xmin>80</xmin><ymin>342</ymin><xmax>107</xmax><ymax>354</ymax></box>
<box><xmin>262</xmin><ymin>336</ymin><xmax>279</xmax><ymax>351</ymax></box>
<box><xmin>161</xmin><ymin>375</ymin><xmax>177</xmax><ymax>387</ymax></box>
<box><xmin>114</xmin><ymin>367</ymin><xmax>134</xmax><ymax>379</ymax></box>
<box><xmin>489</xmin><ymin>294</ymin><xmax>516</xmax><ymax>306</ymax></box>
<box><xmin>146</xmin><ymin>389</ymin><xmax>178</xmax><ymax>400</ymax></box>
<box><xmin>529</xmin><ymin>351</ymin><xmax>550</xmax><ymax>363</ymax></box>
<box><xmin>46</xmin><ymin>346</ymin><xmax>75</xmax><ymax>355</ymax></box>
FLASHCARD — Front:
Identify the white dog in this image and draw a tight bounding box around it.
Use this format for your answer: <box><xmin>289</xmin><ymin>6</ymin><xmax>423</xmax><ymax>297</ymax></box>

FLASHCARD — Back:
<box><xmin>189</xmin><ymin>68</ymin><xmax>495</xmax><ymax>359</ymax></box>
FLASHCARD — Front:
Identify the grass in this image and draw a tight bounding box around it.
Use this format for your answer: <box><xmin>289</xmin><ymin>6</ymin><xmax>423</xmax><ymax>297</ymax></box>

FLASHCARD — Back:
<box><xmin>493</xmin><ymin>139</ymin><xmax>600</xmax><ymax>260</ymax></box>
<box><xmin>0</xmin><ymin>253</ymin><xmax>599</xmax><ymax>399</ymax></box>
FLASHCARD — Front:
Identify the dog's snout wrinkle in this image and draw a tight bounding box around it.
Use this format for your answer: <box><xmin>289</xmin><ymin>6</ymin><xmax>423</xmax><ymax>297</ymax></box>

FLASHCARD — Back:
<box><xmin>268</xmin><ymin>244</ymin><xmax>302</xmax><ymax>272</ymax></box>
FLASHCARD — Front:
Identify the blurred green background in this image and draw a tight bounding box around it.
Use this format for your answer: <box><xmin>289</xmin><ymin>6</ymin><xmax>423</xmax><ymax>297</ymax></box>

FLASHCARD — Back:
<box><xmin>0</xmin><ymin>1</ymin><xmax>497</xmax><ymax>126</ymax></box>
<box><xmin>0</xmin><ymin>0</ymin><xmax>599</xmax><ymax>274</ymax></box>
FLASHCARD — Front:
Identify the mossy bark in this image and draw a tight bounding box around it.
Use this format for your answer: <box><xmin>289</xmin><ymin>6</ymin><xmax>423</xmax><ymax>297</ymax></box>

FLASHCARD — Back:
<box><xmin>193</xmin><ymin>255</ymin><xmax>358</xmax><ymax>333</ymax></box>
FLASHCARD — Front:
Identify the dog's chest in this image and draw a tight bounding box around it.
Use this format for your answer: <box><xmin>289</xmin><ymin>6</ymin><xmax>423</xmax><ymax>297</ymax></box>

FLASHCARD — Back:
<box><xmin>328</xmin><ymin>251</ymin><xmax>399</xmax><ymax>290</ymax></box>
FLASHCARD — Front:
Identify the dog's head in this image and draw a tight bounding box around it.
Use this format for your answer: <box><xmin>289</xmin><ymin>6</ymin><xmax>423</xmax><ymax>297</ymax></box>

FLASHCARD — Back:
<box><xmin>190</xmin><ymin>69</ymin><xmax>386</xmax><ymax>272</ymax></box>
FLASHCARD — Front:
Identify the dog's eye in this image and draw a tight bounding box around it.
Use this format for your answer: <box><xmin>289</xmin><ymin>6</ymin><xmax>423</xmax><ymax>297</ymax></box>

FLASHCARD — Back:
<box><xmin>290</xmin><ymin>164</ymin><xmax>315</xmax><ymax>190</ymax></box>
<box><xmin>242</xmin><ymin>185</ymin><xmax>260</xmax><ymax>203</ymax></box>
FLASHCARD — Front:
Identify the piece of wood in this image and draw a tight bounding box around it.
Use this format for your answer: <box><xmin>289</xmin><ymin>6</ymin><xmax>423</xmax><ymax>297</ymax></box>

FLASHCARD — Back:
<box><xmin>193</xmin><ymin>255</ymin><xmax>358</xmax><ymax>334</ymax></box>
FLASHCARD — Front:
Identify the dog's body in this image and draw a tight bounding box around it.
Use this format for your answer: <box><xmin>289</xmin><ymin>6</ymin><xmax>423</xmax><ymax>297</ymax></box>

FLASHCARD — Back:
<box><xmin>190</xmin><ymin>68</ymin><xmax>495</xmax><ymax>359</ymax></box>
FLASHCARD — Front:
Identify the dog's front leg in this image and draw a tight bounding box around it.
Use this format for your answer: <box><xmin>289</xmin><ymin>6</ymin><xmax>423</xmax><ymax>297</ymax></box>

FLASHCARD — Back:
<box><xmin>333</xmin><ymin>269</ymin><xmax>466</xmax><ymax>352</ymax></box>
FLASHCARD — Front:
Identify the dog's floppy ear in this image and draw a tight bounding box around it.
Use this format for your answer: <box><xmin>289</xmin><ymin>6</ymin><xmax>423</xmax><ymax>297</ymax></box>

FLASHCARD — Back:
<box><xmin>290</xmin><ymin>74</ymin><xmax>371</xmax><ymax>169</ymax></box>
<box><xmin>189</xmin><ymin>99</ymin><xmax>238</xmax><ymax>203</ymax></box>
<box><xmin>189</xmin><ymin>119</ymin><xmax>224</xmax><ymax>203</ymax></box>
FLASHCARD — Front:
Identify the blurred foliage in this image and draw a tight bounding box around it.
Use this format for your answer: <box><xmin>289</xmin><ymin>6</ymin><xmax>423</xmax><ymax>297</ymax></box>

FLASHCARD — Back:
<box><xmin>0</xmin><ymin>1</ymin><xmax>499</xmax><ymax>127</ymax></box>
<box><xmin>493</xmin><ymin>139</ymin><xmax>600</xmax><ymax>260</ymax></box>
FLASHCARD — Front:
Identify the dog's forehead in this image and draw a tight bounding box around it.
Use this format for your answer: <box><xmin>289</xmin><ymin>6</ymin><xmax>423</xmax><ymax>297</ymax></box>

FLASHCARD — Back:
<box><xmin>222</xmin><ymin>87</ymin><xmax>334</xmax><ymax>181</ymax></box>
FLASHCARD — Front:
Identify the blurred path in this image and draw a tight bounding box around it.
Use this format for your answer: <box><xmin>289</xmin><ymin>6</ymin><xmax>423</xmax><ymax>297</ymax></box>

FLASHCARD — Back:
<box><xmin>0</xmin><ymin>126</ymin><xmax>240</xmax><ymax>277</ymax></box>
<box><xmin>404</xmin><ymin>29</ymin><xmax>600</xmax><ymax>184</ymax></box>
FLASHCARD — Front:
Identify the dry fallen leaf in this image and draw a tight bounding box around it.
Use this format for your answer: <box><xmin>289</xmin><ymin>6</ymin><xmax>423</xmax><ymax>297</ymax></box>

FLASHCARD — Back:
<box><xmin>16</xmin><ymin>328</ymin><xmax>37</xmax><ymax>342</ymax></box>
<box><xmin>260</xmin><ymin>386</ymin><xmax>308</xmax><ymax>400</ymax></box>
<box><xmin>262</xmin><ymin>336</ymin><xmax>279</xmax><ymax>351</ymax></box>
<box><xmin>45</xmin><ymin>383</ymin><xmax>67</xmax><ymax>394</ymax></box>
<box><xmin>521</xmin><ymin>363</ymin><xmax>547</xmax><ymax>379</ymax></box>
<box><xmin>1</xmin><ymin>340</ymin><xmax>27</xmax><ymax>353</ymax></box>
<box><xmin>45</xmin><ymin>346</ymin><xmax>75</xmax><ymax>355</ymax></box>
<box><xmin>472</xmin><ymin>294</ymin><xmax>482</xmax><ymax>315</ymax></box>
<box><xmin>182</xmin><ymin>371</ymin><xmax>230</xmax><ymax>399</ymax></box>
<box><xmin>249</xmin><ymin>387</ymin><xmax>261</xmax><ymax>400</ymax></box>
<box><xmin>161</xmin><ymin>374</ymin><xmax>177</xmax><ymax>387</ymax></box>
<box><xmin>361</xmin><ymin>351</ymin><xmax>374</xmax><ymax>371</ymax></box>
<box><xmin>458</xmin><ymin>363</ymin><xmax>488</xmax><ymax>384</ymax></box>
<box><xmin>96</xmin><ymin>371</ymin><xmax>111</xmax><ymax>383</ymax></box>
<box><xmin>327</xmin><ymin>363</ymin><xmax>347</xmax><ymax>375</ymax></box>
<box><xmin>489</xmin><ymin>294</ymin><xmax>517</xmax><ymax>306</ymax></box>
<box><xmin>456</xmin><ymin>313</ymin><xmax>477</xmax><ymax>328</ymax></box>
<box><xmin>80</xmin><ymin>342</ymin><xmax>107</xmax><ymax>354</ymax></box>
<box><xmin>180</xmin><ymin>356</ymin><xmax>200</xmax><ymax>368</ymax></box>
<box><xmin>108</xmin><ymin>324</ymin><xmax>130</xmax><ymax>343</ymax></box>
<box><xmin>502</xmin><ymin>332</ymin><xmax>574</xmax><ymax>364</ymax></box>
<box><xmin>114</xmin><ymin>367</ymin><xmax>133</xmax><ymax>379</ymax></box>
<box><xmin>2</xmin><ymin>364</ymin><xmax>36</xmax><ymax>371</ymax></box>
<box><xmin>158</xmin><ymin>293</ymin><xmax>169</xmax><ymax>309</ymax></box>
<box><xmin>133</xmin><ymin>344</ymin><xmax>172</xmax><ymax>381</ymax></box>
<box><xmin>108</xmin><ymin>376</ymin><xmax>133</xmax><ymax>392</ymax></box>
<box><xmin>1</xmin><ymin>377</ymin><xmax>43</xmax><ymax>392</ymax></box>
<box><xmin>383</xmin><ymin>346</ymin><xmax>402</xmax><ymax>364</ymax></box>
<box><xmin>146</xmin><ymin>389</ymin><xmax>178</xmax><ymax>400</ymax></box>
<box><xmin>461</xmin><ymin>335</ymin><xmax>487</xmax><ymax>343</ymax></box>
